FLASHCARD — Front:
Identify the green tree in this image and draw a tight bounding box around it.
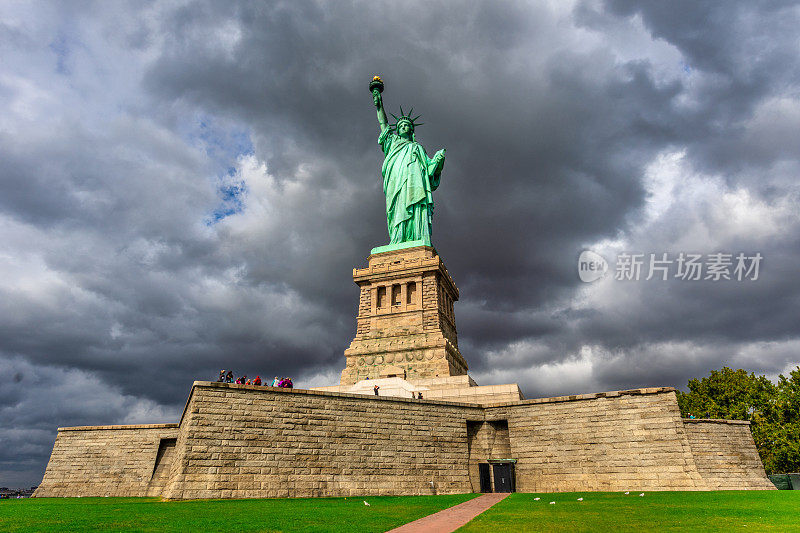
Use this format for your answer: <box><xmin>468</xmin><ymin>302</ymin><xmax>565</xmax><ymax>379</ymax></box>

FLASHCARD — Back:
<box><xmin>676</xmin><ymin>367</ymin><xmax>776</xmax><ymax>420</ymax></box>
<box><xmin>677</xmin><ymin>366</ymin><xmax>800</xmax><ymax>475</ymax></box>
<box><xmin>762</xmin><ymin>367</ymin><xmax>800</xmax><ymax>474</ymax></box>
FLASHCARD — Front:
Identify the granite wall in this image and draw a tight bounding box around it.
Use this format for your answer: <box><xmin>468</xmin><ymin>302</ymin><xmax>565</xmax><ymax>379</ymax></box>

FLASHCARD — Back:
<box><xmin>683</xmin><ymin>418</ymin><xmax>775</xmax><ymax>490</ymax></box>
<box><xmin>34</xmin><ymin>383</ymin><xmax>774</xmax><ymax>499</ymax></box>
<box><xmin>486</xmin><ymin>388</ymin><xmax>709</xmax><ymax>492</ymax></box>
<box><xmin>33</xmin><ymin>424</ymin><xmax>178</xmax><ymax>497</ymax></box>
<box><xmin>161</xmin><ymin>384</ymin><xmax>484</xmax><ymax>499</ymax></box>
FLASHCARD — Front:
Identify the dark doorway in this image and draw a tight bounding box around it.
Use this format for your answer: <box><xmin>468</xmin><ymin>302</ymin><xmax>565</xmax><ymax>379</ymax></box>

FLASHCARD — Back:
<box><xmin>479</xmin><ymin>463</ymin><xmax>492</xmax><ymax>493</ymax></box>
<box><xmin>492</xmin><ymin>462</ymin><xmax>515</xmax><ymax>493</ymax></box>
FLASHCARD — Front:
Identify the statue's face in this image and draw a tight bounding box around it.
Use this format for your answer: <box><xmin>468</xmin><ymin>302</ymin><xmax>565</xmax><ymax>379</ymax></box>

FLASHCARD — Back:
<box><xmin>397</xmin><ymin>120</ymin><xmax>413</xmax><ymax>138</ymax></box>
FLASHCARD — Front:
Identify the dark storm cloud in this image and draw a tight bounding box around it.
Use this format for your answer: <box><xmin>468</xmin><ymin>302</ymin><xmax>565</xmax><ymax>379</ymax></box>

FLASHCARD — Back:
<box><xmin>585</xmin><ymin>1</ymin><xmax>800</xmax><ymax>185</ymax></box>
<box><xmin>1</xmin><ymin>0</ymin><xmax>799</xmax><ymax>487</ymax></box>
<box><xmin>143</xmin><ymin>0</ymin><xmax>669</xmax><ymax>307</ymax></box>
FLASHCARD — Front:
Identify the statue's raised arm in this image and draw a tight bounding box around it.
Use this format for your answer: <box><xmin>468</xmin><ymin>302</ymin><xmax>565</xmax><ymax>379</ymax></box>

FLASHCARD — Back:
<box><xmin>368</xmin><ymin>75</ymin><xmax>446</xmax><ymax>250</ymax></box>
<box><xmin>370</xmin><ymin>76</ymin><xmax>388</xmax><ymax>133</ymax></box>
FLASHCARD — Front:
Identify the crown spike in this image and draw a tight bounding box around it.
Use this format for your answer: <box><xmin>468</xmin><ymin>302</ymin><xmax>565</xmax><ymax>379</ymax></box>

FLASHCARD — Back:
<box><xmin>389</xmin><ymin>105</ymin><xmax>424</xmax><ymax>131</ymax></box>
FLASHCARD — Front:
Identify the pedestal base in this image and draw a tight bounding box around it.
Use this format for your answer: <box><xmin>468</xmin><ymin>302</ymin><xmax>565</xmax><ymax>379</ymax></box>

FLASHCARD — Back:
<box><xmin>340</xmin><ymin>245</ymin><xmax>466</xmax><ymax>385</ymax></box>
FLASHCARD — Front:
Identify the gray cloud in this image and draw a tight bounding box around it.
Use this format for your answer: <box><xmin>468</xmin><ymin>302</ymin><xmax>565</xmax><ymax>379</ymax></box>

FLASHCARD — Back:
<box><xmin>0</xmin><ymin>0</ymin><xmax>798</xmax><ymax>487</ymax></box>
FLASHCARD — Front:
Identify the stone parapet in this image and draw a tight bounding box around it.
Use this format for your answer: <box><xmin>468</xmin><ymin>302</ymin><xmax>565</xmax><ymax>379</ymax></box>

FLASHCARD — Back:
<box><xmin>57</xmin><ymin>423</ymin><xmax>178</xmax><ymax>431</ymax></box>
<box><xmin>489</xmin><ymin>387</ymin><xmax>677</xmax><ymax>407</ymax></box>
<box><xmin>683</xmin><ymin>418</ymin><xmax>751</xmax><ymax>425</ymax></box>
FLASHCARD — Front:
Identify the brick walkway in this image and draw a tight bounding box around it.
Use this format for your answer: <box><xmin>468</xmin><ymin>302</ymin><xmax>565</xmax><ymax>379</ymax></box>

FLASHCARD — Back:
<box><xmin>386</xmin><ymin>492</ymin><xmax>510</xmax><ymax>533</ymax></box>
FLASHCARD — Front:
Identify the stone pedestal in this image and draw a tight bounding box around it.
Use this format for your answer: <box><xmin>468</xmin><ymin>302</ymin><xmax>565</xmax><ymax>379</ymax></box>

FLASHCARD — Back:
<box><xmin>340</xmin><ymin>246</ymin><xmax>467</xmax><ymax>385</ymax></box>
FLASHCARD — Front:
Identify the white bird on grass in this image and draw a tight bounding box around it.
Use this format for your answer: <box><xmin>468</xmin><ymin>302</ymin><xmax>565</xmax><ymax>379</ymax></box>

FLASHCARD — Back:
<box><xmin>639</xmin><ymin>493</ymin><xmax>644</xmax><ymax>497</ymax></box>
<box><xmin>577</xmin><ymin>497</ymin><xmax>583</xmax><ymax>501</ymax></box>
<box><xmin>364</xmin><ymin>501</ymin><xmax>370</xmax><ymax>506</ymax></box>
<box><xmin>549</xmin><ymin>501</ymin><xmax>556</xmax><ymax>505</ymax></box>
<box><xmin>624</xmin><ymin>491</ymin><xmax>629</xmax><ymax>495</ymax></box>
<box><xmin>533</xmin><ymin>497</ymin><xmax>540</xmax><ymax>501</ymax></box>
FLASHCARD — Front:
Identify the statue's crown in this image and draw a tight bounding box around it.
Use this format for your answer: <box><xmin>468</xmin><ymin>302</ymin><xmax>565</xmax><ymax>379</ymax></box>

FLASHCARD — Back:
<box><xmin>390</xmin><ymin>106</ymin><xmax>424</xmax><ymax>131</ymax></box>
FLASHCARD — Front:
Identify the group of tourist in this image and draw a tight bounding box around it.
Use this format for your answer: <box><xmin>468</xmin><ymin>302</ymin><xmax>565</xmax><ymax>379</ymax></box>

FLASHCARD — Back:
<box><xmin>216</xmin><ymin>370</ymin><xmax>293</xmax><ymax>388</ymax></box>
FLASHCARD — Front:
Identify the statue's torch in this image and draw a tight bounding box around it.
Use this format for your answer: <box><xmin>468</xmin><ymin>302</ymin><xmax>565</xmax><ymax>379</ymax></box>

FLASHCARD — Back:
<box><xmin>369</xmin><ymin>75</ymin><xmax>384</xmax><ymax>95</ymax></box>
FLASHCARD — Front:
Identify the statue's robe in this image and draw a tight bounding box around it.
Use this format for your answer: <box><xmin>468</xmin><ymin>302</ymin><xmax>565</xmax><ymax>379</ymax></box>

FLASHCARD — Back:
<box><xmin>378</xmin><ymin>129</ymin><xmax>441</xmax><ymax>244</ymax></box>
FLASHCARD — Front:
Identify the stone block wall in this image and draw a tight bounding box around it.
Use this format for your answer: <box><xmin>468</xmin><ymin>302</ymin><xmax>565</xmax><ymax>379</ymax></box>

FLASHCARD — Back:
<box><xmin>683</xmin><ymin>419</ymin><xmax>775</xmax><ymax>490</ymax></box>
<box><xmin>486</xmin><ymin>388</ymin><xmax>709</xmax><ymax>492</ymax></box>
<box><xmin>423</xmin><ymin>383</ymin><xmax>523</xmax><ymax>405</ymax></box>
<box><xmin>34</xmin><ymin>384</ymin><xmax>774</xmax><ymax>499</ymax></box>
<box><xmin>162</xmin><ymin>383</ymin><xmax>484</xmax><ymax>499</ymax></box>
<box><xmin>33</xmin><ymin>424</ymin><xmax>178</xmax><ymax>497</ymax></box>
<box><xmin>356</xmin><ymin>286</ymin><xmax>371</xmax><ymax>336</ymax></box>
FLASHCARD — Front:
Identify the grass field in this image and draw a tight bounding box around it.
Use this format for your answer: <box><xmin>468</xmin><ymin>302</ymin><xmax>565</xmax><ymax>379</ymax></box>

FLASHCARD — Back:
<box><xmin>0</xmin><ymin>494</ymin><xmax>477</xmax><ymax>533</ymax></box>
<box><xmin>460</xmin><ymin>491</ymin><xmax>800</xmax><ymax>532</ymax></box>
<box><xmin>1</xmin><ymin>491</ymin><xmax>797</xmax><ymax>532</ymax></box>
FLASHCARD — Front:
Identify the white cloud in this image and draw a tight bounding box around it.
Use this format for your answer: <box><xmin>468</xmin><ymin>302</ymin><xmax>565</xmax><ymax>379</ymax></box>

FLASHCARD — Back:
<box><xmin>473</xmin><ymin>342</ymin><xmax>600</xmax><ymax>397</ymax></box>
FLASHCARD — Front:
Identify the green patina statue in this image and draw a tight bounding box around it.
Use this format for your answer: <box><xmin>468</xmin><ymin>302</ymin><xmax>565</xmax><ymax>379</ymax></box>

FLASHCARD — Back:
<box><xmin>370</xmin><ymin>76</ymin><xmax>445</xmax><ymax>252</ymax></box>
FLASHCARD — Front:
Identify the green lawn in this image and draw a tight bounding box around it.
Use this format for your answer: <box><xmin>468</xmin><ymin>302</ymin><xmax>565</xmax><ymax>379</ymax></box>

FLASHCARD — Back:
<box><xmin>0</xmin><ymin>494</ymin><xmax>478</xmax><ymax>533</ymax></box>
<box><xmin>2</xmin><ymin>491</ymin><xmax>798</xmax><ymax>532</ymax></box>
<box><xmin>458</xmin><ymin>491</ymin><xmax>800</xmax><ymax>532</ymax></box>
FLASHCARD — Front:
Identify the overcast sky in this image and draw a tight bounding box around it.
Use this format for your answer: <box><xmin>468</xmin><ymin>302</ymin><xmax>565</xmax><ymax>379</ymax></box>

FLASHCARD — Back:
<box><xmin>2</xmin><ymin>0</ymin><xmax>799</xmax><ymax>488</ymax></box>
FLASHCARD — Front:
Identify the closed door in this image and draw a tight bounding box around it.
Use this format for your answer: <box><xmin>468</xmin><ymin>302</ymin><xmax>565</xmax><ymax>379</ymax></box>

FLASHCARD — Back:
<box><xmin>492</xmin><ymin>463</ymin><xmax>514</xmax><ymax>493</ymax></box>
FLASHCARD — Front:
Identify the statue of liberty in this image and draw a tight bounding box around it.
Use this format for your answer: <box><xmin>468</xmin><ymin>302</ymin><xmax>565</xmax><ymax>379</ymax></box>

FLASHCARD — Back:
<box><xmin>370</xmin><ymin>76</ymin><xmax>446</xmax><ymax>248</ymax></box>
